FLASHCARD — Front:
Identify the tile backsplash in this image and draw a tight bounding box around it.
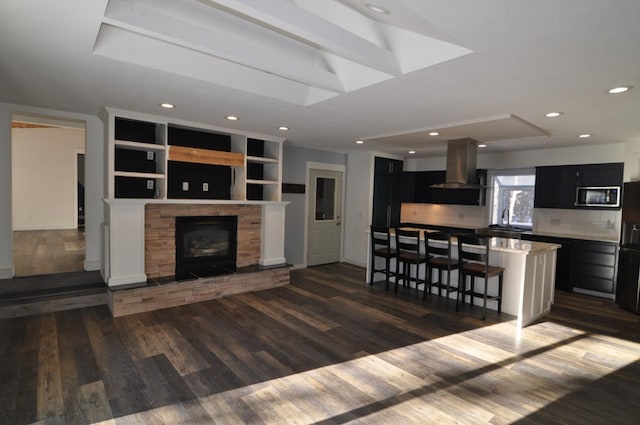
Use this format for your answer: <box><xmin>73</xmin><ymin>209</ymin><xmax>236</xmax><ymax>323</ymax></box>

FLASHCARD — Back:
<box><xmin>533</xmin><ymin>208</ymin><xmax>621</xmax><ymax>242</ymax></box>
<box><xmin>400</xmin><ymin>203</ymin><xmax>488</xmax><ymax>229</ymax></box>
<box><xmin>401</xmin><ymin>203</ymin><xmax>621</xmax><ymax>242</ymax></box>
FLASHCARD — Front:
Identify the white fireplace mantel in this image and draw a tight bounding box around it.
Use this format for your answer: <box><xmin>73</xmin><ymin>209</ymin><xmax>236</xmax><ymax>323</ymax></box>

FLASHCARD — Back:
<box><xmin>102</xmin><ymin>199</ymin><xmax>289</xmax><ymax>287</ymax></box>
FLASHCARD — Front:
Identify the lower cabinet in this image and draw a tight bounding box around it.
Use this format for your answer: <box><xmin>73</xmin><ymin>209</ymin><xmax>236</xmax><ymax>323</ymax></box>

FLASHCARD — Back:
<box><xmin>570</xmin><ymin>240</ymin><xmax>618</xmax><ymax>295</ymax></box>
<box><xmin>615</xmin><ymin>248</ymin><xmax>640</xmax><ymax>313</ymax></box>
<box><xmin>521</xmin><ymin>235</ymin><xmax>618</xmax><ymax>296</ymax></box>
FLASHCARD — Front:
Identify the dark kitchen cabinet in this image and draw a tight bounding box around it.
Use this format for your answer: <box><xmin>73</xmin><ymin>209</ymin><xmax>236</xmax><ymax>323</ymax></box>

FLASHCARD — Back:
<box><xmin>571</xmin><ymin>240</ymin><xmax>618</xmax><ymax>295</ymax></box>
<box><xmin>616</xmin><ymin>248</ymin><xmax>640</xmax><ymax>313</ymax></box>
<box><xmin>372</xmin><ymin>157</ymin><xmax>403</xmax><ymax>227</ymax></box>
<box><xmin>534</xmin><ymin>165</ymin><xmax>577</xmax><ymax>209</ymax></box>
<box><xmin>406</xmin><ymin>169</ymin><xmax>486</xmax><ymax>205</ymax></box>
<box><xmin>576</xmin><ymin>163</ymin><xmax>624</xmax><ymax>187</ymax></box>
<box><xmin>413</xmin><ymin>171</ymin><xmax>447</xmax><ymax>204</ymax></box>
<box><xmin>521</xmin><ymin>234</ymin><xmax>573</xmax><ymax>291</ymax></box>
<box><xmin>534</xmin><ymin>163</ymin><xmax>623</xmax><ymax>209</ymax></box>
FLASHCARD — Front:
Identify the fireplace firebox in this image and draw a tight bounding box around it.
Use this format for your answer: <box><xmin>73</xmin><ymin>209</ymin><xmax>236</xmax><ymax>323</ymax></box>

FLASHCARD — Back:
<box><xmin>175</xmin><ymin>215</ymin><xmax>237</xmax><ymax>280</ymax></box>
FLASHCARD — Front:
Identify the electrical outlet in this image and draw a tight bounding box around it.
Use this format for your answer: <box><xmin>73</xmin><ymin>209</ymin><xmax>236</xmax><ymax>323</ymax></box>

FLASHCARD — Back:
<box><xmin>146</xmin><ymin>151</ymin><xmax>154</xmax><ymax>160</ymax></box>
<box><xmin>146</xmin><ymin>180</ymin><xmax>154</xmax><ymax>190</ymax></box>
<box><xmin>182</xmin><ymin>181</ymin><xmax>189</xmax><ymax>191</ymax></box>
<box><xmin>202</xmin><ymin>183</ymin><xmax>209</xmax><ymax>192</ymax></box>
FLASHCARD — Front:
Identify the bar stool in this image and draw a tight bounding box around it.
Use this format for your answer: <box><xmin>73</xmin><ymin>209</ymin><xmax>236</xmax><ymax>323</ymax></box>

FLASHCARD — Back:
<box><xmin>457</xmin><ymin>235</ymin><xmax>505</xmax><ymax>320</ymax></box>
<box><xmin>423</xmin><ymin>231</ymin><xmax>462</xmax><ymax>303</ymax></box>
<box><xmin>369</xmin><ymin>226</ymin><xmax>397</xmax><ymax>290</ymax></box>
<box><xmin>395</xmin><ymin>228</ymin><xmax>428</xmax><ymax>297</ymax></box>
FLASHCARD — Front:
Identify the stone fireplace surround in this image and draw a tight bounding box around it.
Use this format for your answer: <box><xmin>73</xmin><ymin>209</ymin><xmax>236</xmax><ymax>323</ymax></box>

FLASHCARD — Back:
<box><xmin>104</xmin><ymin>200</ymin><xmax>289</xmax><ymax>317</ymax></box>
<box><xmin>145</xmin><ymin>204</ymin><xmax>261</xmax><ymax>278</ymax></box>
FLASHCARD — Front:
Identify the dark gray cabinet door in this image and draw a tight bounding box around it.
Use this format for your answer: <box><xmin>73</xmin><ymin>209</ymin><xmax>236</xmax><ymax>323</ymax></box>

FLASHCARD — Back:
<box><xmin>372</xmin><ymin>157</ymin><xmax>403</xmax><ymax>227</ymax></box>
<box><xmin>616</xmin><ymin>249</ymin><xmax>640</xmax><ymax>312</ymax></box>
<box><xmin>571</xmin><ymin>240</ymin><xmax>618</xmax><ymax>294</ymax></box>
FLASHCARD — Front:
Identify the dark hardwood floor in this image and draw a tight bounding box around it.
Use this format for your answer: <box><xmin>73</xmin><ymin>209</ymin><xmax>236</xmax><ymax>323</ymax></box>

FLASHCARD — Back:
<box><xmin>1</xmin><ymin>263</ymin><xmax>638</xmax><ymax>424</ymax></box>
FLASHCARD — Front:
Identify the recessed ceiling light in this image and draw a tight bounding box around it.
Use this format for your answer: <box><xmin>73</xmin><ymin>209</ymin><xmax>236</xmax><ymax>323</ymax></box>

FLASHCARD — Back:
<box><xmin>226</xmin><ymin>115</ymin><xmax>238</xmax><ymax>121</ymax></box>
<box><xmin>160</xmin><ymin>103</ymin><xmax>175</xmax><ymax>109</ymax></box>
<box><xmin>545</xmin><ymin>112</ymin><xmax>563</xmax><ymax>118</ymax></box>
<box><xmin>429</xmin><ymin>131</ymin><xmax>439</xmax><ymax>136</ymax></box>
<box><xmin>478</xmin><ymin>144</ymin><xmax>487</xmax><ymax>148</ymax></box>
<box><xmin>607</xmin><ymin>86</ymin><xmax>633</xmax><ymax>94</ymax></box>
<box><xmin>578</xmin><ymin>133</ymin><xmax>591</xmax><ymax>138</ymax></box>
<box><xmin>366</xmin><ymin>3</ymin><xmax>389</xmax><ymax>14</ymax></box>
<box><xmin>355</xmin><ymin>140</ymin><xmax>365</xmax><ymax>144</ymax></box>
<box><xmin>408</xmin><ymin>150</ymin><xmax>416</xmax><ymax>154</ymax></box>
<box><xmin>278</xmin><ymin>126</ymin><xmax>289</xmax><ymax>131</ymax></box>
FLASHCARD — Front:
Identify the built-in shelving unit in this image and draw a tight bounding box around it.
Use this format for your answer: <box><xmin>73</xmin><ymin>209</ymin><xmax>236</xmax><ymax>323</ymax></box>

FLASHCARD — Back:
<box><xmin>102</xmin><ymin>108</ymin><xmax>284</xmax><ymax>202</ymax></box>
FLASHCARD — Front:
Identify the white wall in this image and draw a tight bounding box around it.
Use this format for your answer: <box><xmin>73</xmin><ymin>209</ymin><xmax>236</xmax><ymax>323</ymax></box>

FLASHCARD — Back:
<box><xmin>0</xmin><ymin>103</ymin><xmax>104</xmax><ymax>277</ymax></box>
<box><xmin>12</xmin><ymin>127</ymin><xmax>84</xmax><ymax>230</ymax></box>
<box><xmin>343</xmin><ymin>152</ymin><xmax>374</xmax><ymax>267</ymax></box>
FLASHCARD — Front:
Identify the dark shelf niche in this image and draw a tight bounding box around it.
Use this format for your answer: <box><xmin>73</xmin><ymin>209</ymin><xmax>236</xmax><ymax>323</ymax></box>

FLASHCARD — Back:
<box><xmin>168</xmin><ymin>125</ymin><xmax>231</xmax><ymax>151</ymax></box>
<box><xmin>247</xmin><ymin>138</ymin><xmax>265</xmax><ymax>157</ymax></box>
<box><xmin>115</xmin><ymin>117</ymin><xmax>159</xmax><ymax>144</ymax></box>
<box><xmin>115</xmin><ymin>176</ymin><xmax>156</xmax><ymax>199</ymax></box>
<box><xmin>115</xmin><ymin>148</ymin><xmax>157</xmax><ymax>174</ymax></box>
<box><xmin>247</xmin><ymin>184</ymin><xmax>264</xmax><ymax>201</ymax></box>
<box><xmin>167</xmin><ymin>162</ymin><xmax>231</xmax><ymax>200</ymax></box>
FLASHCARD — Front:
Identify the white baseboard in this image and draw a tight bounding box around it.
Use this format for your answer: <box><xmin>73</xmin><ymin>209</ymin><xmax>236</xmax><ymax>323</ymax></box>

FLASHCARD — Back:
<box><xmin>289</xmin><ymin>263</ymin><xmax>305</xmax><ymax>270</ymax></box>
<box><xmin>108</xmin><ymin>273</ymin><xmax>148</xmax><ymax>287</ymax></box>
<box><xmin>259</xmin><ymin>257</ymin><xmax>287</xmax><ymax>267</ymax></box>
<box><xmin>0</xmin><ymin>266</ymin><xmax>14</xmax><ymax>279</ymax></box>
<box><xmin>13</xmin><ymin>224</ymin><xmax>78</xmax><ymax>231</ymax></box>
<box><xmin>84</xmin><ymin>260</ymin><xmax>101</xmax><ymax>271</ymax></box>
<box><xmin>343</xmin><ymin>259</ymin><xmax>366</xmax><ymax>268</ymax></box>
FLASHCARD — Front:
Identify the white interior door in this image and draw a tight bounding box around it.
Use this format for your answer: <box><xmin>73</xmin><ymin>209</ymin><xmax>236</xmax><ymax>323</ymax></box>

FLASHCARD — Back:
<box><xmin>307</xmin><ymin>169</ymin><xmax>342</xmax><ymax>266</ymax></box>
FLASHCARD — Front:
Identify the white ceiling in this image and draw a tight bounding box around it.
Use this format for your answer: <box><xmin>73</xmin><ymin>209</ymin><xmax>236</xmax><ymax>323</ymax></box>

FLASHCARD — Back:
<box><xmin>1</xmin><ymin>0</ymin><xmax>639</xmax><ymax>157</ymax></box>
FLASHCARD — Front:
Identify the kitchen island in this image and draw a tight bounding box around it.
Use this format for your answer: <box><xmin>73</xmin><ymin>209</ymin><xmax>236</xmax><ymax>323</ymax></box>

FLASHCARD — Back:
<box><xmin>367</xmin><ymin>231</ymin><xmax>560</xmax><ymax>328</ymax></box>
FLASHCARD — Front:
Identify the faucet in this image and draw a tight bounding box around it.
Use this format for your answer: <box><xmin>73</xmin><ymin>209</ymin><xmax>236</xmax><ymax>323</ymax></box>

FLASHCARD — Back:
<box><xmin>502</xmin><ymin>208</ymin><xmax>510</xmax><ymax>226</ymax></box>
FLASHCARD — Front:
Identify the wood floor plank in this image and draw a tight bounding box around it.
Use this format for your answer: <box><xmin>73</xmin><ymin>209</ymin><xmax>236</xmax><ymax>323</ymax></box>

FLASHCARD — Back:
<box><xmin>36</xmin><ymin>314</ymin><xmax>63</xmax><ymax>422</ymax></box>
<box><xmin>1</xmin><ymin>263</ymin><xmax>639</xmax><ymax>424</ymax></box>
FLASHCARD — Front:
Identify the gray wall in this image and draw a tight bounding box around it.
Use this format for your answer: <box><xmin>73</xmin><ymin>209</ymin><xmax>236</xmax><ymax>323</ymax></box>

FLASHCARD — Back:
<box><xmin>282</xmin><ymin>144</ymin><xmax>346</xmax><ymax>267</ymax></box>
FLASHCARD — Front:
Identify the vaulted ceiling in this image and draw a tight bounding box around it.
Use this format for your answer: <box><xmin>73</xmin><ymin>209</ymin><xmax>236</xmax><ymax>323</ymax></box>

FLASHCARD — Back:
<box><xmin>2</xmin><ymin>0</ymin><xmax>639</xmax><ymax>157</ymax></box>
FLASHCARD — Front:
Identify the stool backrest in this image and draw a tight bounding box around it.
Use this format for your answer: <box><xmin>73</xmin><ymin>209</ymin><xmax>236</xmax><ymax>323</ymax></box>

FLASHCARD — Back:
<box><xmin>395</xmin><ymin>228</ymin><xmax>421</xmax><ymax>255</ymax></box>
<box><xmin>371</xmin><ymin>226</ymin><xmax>392</xmax><ymax>253</ymax></box>
<box><xmin>457</xmin><ymin>234</ymin><xmax>491</xmax><ymax>268</ymax></box>
<box><xmin>424</xmin><ymin>231</ymin><xmax>451</xmax><ymax>258</ymax></box>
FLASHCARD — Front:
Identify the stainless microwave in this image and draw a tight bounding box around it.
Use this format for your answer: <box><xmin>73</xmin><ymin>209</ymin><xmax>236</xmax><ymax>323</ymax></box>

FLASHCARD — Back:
<box><xmin>575</xmin><ymin>186</ymin><xmax>621</xmax><ymax>207</ymax></box>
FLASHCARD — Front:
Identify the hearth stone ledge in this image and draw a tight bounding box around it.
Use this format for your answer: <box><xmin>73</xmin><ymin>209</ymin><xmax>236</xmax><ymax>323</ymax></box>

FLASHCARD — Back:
<box><xmin>107</xmin><ymin>264</ymin><xmax>291</xmax><ymax>317</ymax></box>
<box><xmin>108</xmin><ymin>263</ymin><xmax>291</xmax><ymax>291</ymax></box>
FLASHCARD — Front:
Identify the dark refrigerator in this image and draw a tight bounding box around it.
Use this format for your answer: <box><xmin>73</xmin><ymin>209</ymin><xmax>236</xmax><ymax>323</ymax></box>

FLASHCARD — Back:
<box><xmin>616</xmin><ymin>182</ymin><xmax>640</xmax><ymax>313</ymax></box>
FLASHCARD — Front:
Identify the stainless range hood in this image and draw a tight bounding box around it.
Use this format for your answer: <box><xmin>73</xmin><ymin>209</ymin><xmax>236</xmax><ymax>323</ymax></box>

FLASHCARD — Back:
<box><xmin>431</xmin><ymin>138</ymin><xmax>481</xmax><ymax>189</ymax></box>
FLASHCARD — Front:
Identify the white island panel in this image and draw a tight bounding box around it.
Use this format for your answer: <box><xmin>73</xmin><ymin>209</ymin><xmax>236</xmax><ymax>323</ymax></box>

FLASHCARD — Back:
<box><xmin>366</xmin><ymin>231</ymin><xmax>559</xmax><ymax>328</ymax></box>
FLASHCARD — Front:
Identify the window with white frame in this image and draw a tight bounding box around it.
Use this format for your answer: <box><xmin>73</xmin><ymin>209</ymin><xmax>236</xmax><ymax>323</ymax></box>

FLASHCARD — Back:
<box><xmin>488</xmin><ymin>168</ymin><xmax>536</xmax><ymax>228</ymax></box>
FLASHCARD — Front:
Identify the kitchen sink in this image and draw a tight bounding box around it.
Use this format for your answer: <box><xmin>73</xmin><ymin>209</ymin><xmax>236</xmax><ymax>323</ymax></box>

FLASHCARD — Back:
<box><xmin>477</xmin><ymin>225</ymin><xmax>531</xmax><ymax>239</ymax></box>
<box><xmin>487</xmin><ymin>224</ymin><xmax>530</xmax><ymax>232</ymax></box>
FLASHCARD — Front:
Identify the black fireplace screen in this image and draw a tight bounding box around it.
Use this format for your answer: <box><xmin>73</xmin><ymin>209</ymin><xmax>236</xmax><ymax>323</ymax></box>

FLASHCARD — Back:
<box><xmin>175</xmin><ymin>215</ymin><xmax>237</xmax><ymax>280</ymax></box>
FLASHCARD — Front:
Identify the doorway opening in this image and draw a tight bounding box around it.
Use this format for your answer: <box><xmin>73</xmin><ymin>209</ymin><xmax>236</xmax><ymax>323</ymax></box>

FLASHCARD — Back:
<box><xmin>11</xmin><ymin>114</ymin><xmax>87</xmax><ymax>277</ymax></box>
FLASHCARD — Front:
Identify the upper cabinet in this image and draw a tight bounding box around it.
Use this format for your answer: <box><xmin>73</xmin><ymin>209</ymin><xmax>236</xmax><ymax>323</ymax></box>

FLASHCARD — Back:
<box><xmin>102</xmin><ymin>108</ymin><xmax>284</xmax><ymax>202</ymax></box>
<box><xmin>372</xmin><ymin>157</ymin><xmax>404</xmax><ymax>227</ymax></box>
<box><xmin>534</xmin><ymin>163</ymin><xmax>623</xmax><ymax>209</ymax></box>
<box><xmin>576</xmin><ymin>163</ymin><xmax>624</xmax><ymax>187</ymax></box>
<box><xmin>404</xmin><ymin>170</ymin><xmax>486</xmax><ymax>206</ymax></box>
